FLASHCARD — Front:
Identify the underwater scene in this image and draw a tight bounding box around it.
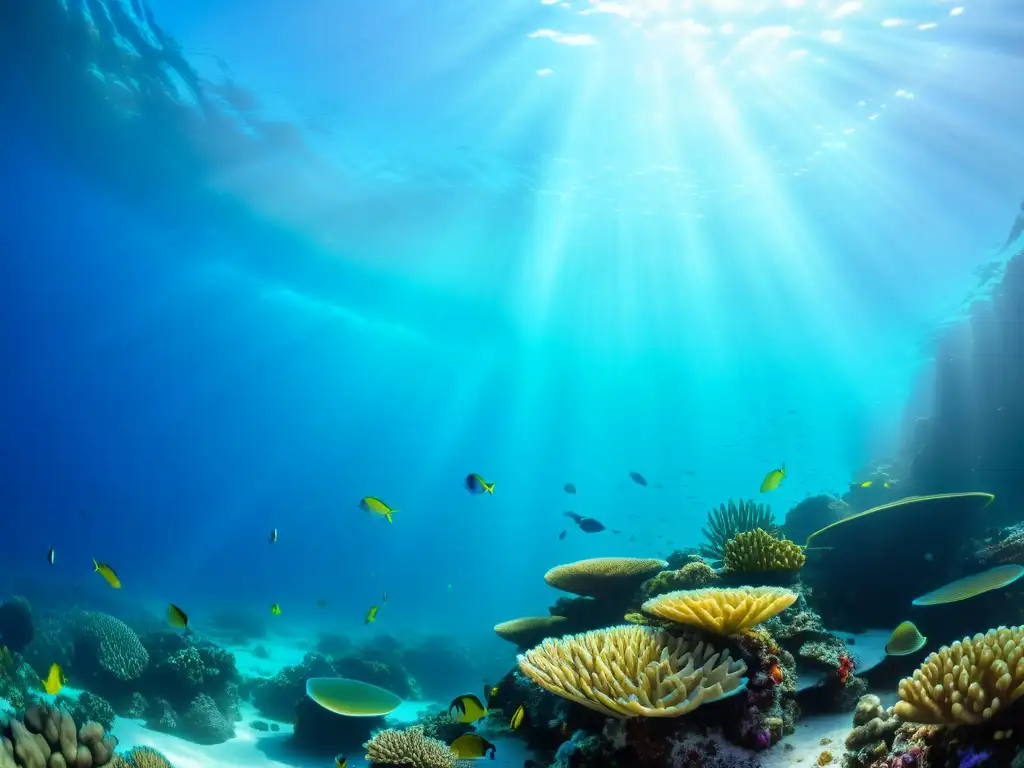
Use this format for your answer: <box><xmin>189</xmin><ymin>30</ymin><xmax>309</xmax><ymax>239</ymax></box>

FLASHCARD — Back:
<box><xmin>2</xmin><ymin>0</ymin><xmax>1024</xmax><ymax>767</ymax></box>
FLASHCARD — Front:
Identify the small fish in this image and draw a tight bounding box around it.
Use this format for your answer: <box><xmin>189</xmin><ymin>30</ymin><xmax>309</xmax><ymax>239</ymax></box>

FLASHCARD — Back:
<box><xmin>93</xmin><ymin>559</ymin><xmax>121</xmax><ymax>589</ymax></box>
<box><xmin>269</xmin><ymin>528</ymin><xmax>278</xmax><ymax>544</ymax></box>
<box><xmin>365</xmin><ymin>605</ymin><xmax>379</xmax><ymax>624</ymax></box>
<box><xmin>564</xmin><ymin>511</ymin><xmax>606</xmax><ymax>533</ymax></box>
<box><xmin>629</xmin><ymin>471</ymin><xmax>647</xmax><ymax>486</ymax></box>
<box><xmin>883</xmin><ymin>480</ymin><xmax>892</xmax><ymax>488</ymax></box>
<box><xmin>335</xmin><ymin>756</ymin><xmax>348</xmax><ymax>768</ymax></box>
<box><xmin>485</xmin><ymin>683</ymin><xmax>500</xmax><ymax>704</ymax></box>
<box><xmin>167</xmin><ymin>604</ymin><xmax>188</xmax><ymax>629</ymax></box>
<box><xmin>270</xmin><ymin>604</ymin><xmax>282</xmax><ymax>616</ymax></box>
<box><xmin>510</xmin><ymin>703</ymin><xmax>525</xmax><ymax>730</ymax></box>
<box><xmin>47</xmin><ymin>547</ymin><xmax>55</xmax><ymax>566</ymax></box>
<box><xmin>41</xmin><ymin>663</ymin><xmax>64</xmax><ymax>696</ymax></box>
<box><xmin>563</xmin><ymin>483</ymin><xmax>576</xmax><ymax>494</ymax></box>
<box><xmin>760</xmin><ymin>463</ymin><xmax>786</xmax><ymax>493</ymax></box>
<box><xmin>464</xmin><ymin>473</ymin><xmax>495</xmax><ymax>495</ymax></box>
<box><xmin>382</xmin><ymin>591</ymin><xmax>388</xmax><ymax>604</ymax></box>
<box><xmin>448</xmin><ymin>693</ymin><xmax>488</xmax><ymax>724</ymax></box>
<box><xmin>558</xmin><ymin>530</ymin><xmax>566</xmax><ymax>540</ymax></box>
<box><xmin>450</xmin><ymin>733</ymin><xmax>496</xmax><ymax>760</ymax></box>
<box><xmin>360</xmin><ymin>497</ymin><xmax>398</xmax><ymax>524</ymax></box>
<box><xmin>317</xmin><ymin>599</ymin><xmax>327</xmax><ymax>608</ymax></box>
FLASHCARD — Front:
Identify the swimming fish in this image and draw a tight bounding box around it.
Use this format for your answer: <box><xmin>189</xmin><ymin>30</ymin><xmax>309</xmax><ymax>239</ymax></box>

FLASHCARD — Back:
<box><xmin>448</xmin><ymin>693</ymin><xmax>487</xmax><ymax>724</ymax></box>
<box><xmin>93</xmin><ymin>559</ymin><xmax>121</xmax><ymax>589</ymax></box>
<box><xmin>167</xmin><ymin>604</ymin><xmax>188</xmax><ymax>629</ymax></box>
<box><xmin>510</xmin><ymin>703</ymin><xmax>525</xmax><ymax>730</ymax></box>
<box><xmin>464</xmin><ymin>473</ymin><xmax>495</xmax><ymax>495</ymax></box>
<box><xmin>629</xmin><ymin>471</ymin><xmax>647</xmax><ymax>486</ymax></box>
<box><xmin>884</xmin><ymin>621</ymin><xmax>927</xmax><ymax>656</ymax></box>
<box><xmin>335</xmin><ymin>756</ymin><xmax>347</xmax><ymax>768</ymax></box>
<box><xmin>856</xmin><ymin>481</ymin><xmax>874</xmax><ymax>489</ymax></box>
<box><xmin>564</xmin><ymin>511</ymin><xmax>605</xmax><ymax>533</ymax></box>
<box><xmin>558</xmin><ymin>530</ymin><xmax>566</xmax><ymax>540</ymax></box>
<box><xmin>485</xmin><ymin>683</ymin><xmax>500</xmax><ymax>704</ymax></box>
<box><xmin>759</xmin><ymin>463</ymin><xmax>786</xmax><ymax>493</ymax></box>
<box><xmin>365</xmin><ymin>605</ymin><xmax>379</xmax><ymax>624</ymax></box>
<box><xmin>269</xmin><ymin>528</ymin><xmax>278</xmax><ymax>544</ymax></box>
<box><xmin>360</xmin><ymin>497</ymin><xmax>398</xmax><ymax>524</ymax></box>
<box><xmin>381</xmin><ymin>592</ymin><xmax>388</xmax><ymax>604</ymax></box>
<box><xmin>564</xmin><ymin>483</ymin><xmax>576</xmax><ymax>494</ymax></box>
<box><xmin>449</xmin><ymin>733</ymin><xmax>496</xmax><ymax>759</ymax></box>
<box><xmin>41</xmin><ymin>663</ymin><xmax>64</xmax><ymax>696</ymax></box>
<box><xmin>47</xmin><ymin>547</ymin><xmax>55</xmax><ymax>566</ymax></box>
<box><xmin>270</xmin><ymin>604</ymin><xmax>282</xmax><ymax>615</ymax></box>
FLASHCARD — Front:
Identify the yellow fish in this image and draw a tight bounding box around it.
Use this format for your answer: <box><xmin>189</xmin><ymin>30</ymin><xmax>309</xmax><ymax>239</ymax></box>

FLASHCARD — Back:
<box><xmin>41</xmin><ymin>663</ymin><xmax>65</xmax><ymax>696</ymax></box>
<box><xmin>93</xmin><ymin>559</ymin><xmax>121</xmax><ymax>589</ymax></box>
<box><xmin>858</xmin><ymin>480</ymin><xmax>873</xmax><ymax>488</ymax></box>
<box><xmin>759</xmin><ymin>463</ymin><xmax>786</xmax><ymax>493</ymax></box>
<box><xmin>464</xmin><ymin>473</ymin><xmax>495</xmax><ymax>495</ymax></box>
<box><xmin>270</xmin><ymin>604</ymin><xmax>282</xmax><ymax>616</ymax></box>
<box><xmin>364</xmin><ymin>605</ymin><xmax>379</xmax><ymax>624</ymax></box>
<box><xmin>360</xmin><ymin>497</ymin><xmax>398</xmax><ymax>523</ymax></box>
<box><xmin>167</xmin><ymin>604</ymin><xmax>188</xmax><ymax>629</ymax></box>
<box><xmin>449</xmin><ymin>733</ymin><xmax>496</xmax><ymax>759</ymax></box>
<box><xmin>448</xmin><ymin>693</ymin><xmax>487</xmax><ymax>724</ymax></box>
<box><xmin>510</xmin><ymin>703</ymin><xmax>525</xmax><ymax>730</ymax></box>
<box><xmin>335</xmin><ymin>755</ymin><xmax>347</xmax><ymax>768</ymax></box>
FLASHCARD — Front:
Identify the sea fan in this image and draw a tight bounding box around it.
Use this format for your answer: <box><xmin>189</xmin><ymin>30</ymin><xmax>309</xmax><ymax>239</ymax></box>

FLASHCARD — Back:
<box><xmin>699</xmin><ymin>499</ymin><xmax>778</xmax><ymax>568</ymax></box>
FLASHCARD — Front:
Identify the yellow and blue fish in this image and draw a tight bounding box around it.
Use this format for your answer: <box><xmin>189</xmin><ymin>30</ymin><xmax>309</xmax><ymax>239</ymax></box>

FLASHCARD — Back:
<box><xmin>759</xmin><ymin>463</ymin><xmax>786</xmax><ymax>493</ymax></box>
<box><xmin>360</xmin><ymin>497</ymin><xmax>398</xmax><ymax>523</ymax></box>
<box><xmin>167</xmin><ymin>604</ymin><xmax>188</xmax><ymax>629</ymax></box>
<box><xmin>449</xmin><ymin>733</ymin><xmax>496</xmax><ymax>759</ymax></box>
<box><xmin>335</xmin><ymin>755</ymin><xmax>347</xmax><ymax>768</ymax></box>
<box><xmin>93</xmin><ymin>559</ymin><xmax>121</xmax><ymax>589</ymax></box>
<box><xmin>510</xmin><ymin>703</ymin><xmax>525</xmax><ymax>730</ymax></box>
<box><xmin>464</xmin><ymin>473</ymin><xmax>495</xmax><ymax>495</ymax></box>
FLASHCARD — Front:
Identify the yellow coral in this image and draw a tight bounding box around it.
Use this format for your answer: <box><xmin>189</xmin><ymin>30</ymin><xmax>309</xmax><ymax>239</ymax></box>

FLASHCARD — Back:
<box><xmin>722</xmin><ymin>529</ymin><xmax>805</xmax><ymax>573</ymax></box>
<box><xmin>545</xmin><ymin>557</ymin><xmax>668</xmax><ymax>597</ymax></box>
<box><xmin>894</xmin><ymin>625</ymin><xmax>1024</xmax><ymax>725</ymax></box>
<box><xmin>121</xmin><ymin>747</ymin><xmax>174</xmax><ymax>768</ymax></box>
<box><xmin>642</xmin><ymin>586</ymin><xmax>797</xmax><ymax>635</ymax></box>
<box><xmin>364</xmin><ymin>725</ymin><xmax>457</xmax><ymax>768</ymax></box>
<box><xmin>516</xmin><ymin>624</ymin><xmax>747</xmax><ymax>719</ymax></box>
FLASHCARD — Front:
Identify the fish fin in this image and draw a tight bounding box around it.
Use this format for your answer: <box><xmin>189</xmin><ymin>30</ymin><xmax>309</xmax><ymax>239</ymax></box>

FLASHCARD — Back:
<box><xmin>485</xmin><ymin>482</ymin><xmax>494</xmax><ymax>494</ymax></box>
<box><xmin>92</xmin><ymin>558</ymin><xmax>99</xmax><ymax>570</ymax></box>
<box><xmin>385</xmin><ymin>512</ymin><xmax>393</xmax><ymax>523</ymax></box>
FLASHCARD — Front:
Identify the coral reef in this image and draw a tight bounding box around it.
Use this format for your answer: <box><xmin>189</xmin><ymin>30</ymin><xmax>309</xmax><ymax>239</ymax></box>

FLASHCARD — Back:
<box><xmin>544</xmin><ymin>558</ymin><xmax>669</xmax><ymax>598</ymax></box>
<box><xmin>783</xmin><ymin>495</ymin><xmax>849</xmax><ymax>545</ymax></box>
<box><xmin>1</xmin><ymin>703</ymin><xmax>118</xmax><ymax>768</ymax></box>
<box><xmin>517</xmin><ymin>625</ymin><xmax>747</xmax><ymax>718</ymax></box>
<box><xmin>493</xmin><ymin>617</ymin><xmax>569</xmax><ymax>648</ymax></box>
<box><xmin>640</xmin><ymin>561</ymin><xmax>720</xmax><ymax>598</ymax></box>
<box><xmin>181</xmin><ymin>692</ymin><xmax>233</xmax><ymax>744</ymax></box>
<box><xmin>722</xmin><ymin>529</ymin><xmax>805</xmax><ymax>574</ymax></box>
<box><xmin>894</xmin><ymin>624</ymin><xmax>1024</xmax><ymax>725</ymax></box>
<box><xmin>114</xmin><ymin>746</ymin><xmax>174</xmax><ymax>768</ymax></box>
<box><xmin>363</xmin><ymin>725</ymin><xmax>456</xmax><ymax>768</ymax></box>
<box><xmin>71</xmin><ymin>612</ymin><xmax>149</xmax><ymax>682</ymax></box>
<box><xmin>700</xmin><ymin>500</ymin><xmax>778</xmax><ymax>568</ymax></box>
<box><xmin>62</xmin><ymin>692</ymin><xmax>116</xmax><ymax>732</ymax></box>
<box><xmin>642</xmin><ymin>586</ymin><xmax>797</xmax><ymax>635</ymax></box>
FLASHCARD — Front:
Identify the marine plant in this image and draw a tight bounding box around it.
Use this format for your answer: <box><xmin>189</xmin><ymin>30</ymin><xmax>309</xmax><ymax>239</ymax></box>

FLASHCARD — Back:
<box><xmin>699</xmin><ymin>499</ymin><xmax>778</xmax><ymax>568</ymax></box>
<box><xmin>363</xmin><ymin>725</ymin><xmax>456</xmax><ymax>768</ymax></box>
<box><xmin>721</xmin><ymin>529</ymin><xmax>805</xmax><ymax>574</ymax></box>
<box><xmin>516</xmin><ymin>625</ymin><xmax>747</xmax><ymax>718</ymax></box>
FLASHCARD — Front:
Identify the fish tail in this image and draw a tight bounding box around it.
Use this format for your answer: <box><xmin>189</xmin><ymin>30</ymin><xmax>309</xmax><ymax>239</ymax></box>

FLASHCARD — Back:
<box><xmin>92</xmin><ymin>558</ymin><xmax>99</xmax><ymax>571</ymax></box>
<box><xmin>485</xmin><ymin>483</ymin><xmax>494</xmax><ymax>495</ymax></box>
<box><xmin>385</xmin><ymin>512</ymin><xmax>393</xmax><ymax>524</ymax></box>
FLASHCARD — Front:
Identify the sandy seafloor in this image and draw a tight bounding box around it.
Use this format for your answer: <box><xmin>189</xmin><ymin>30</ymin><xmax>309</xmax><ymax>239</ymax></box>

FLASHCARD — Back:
<box><xmin>3</xmin><ymin>636</ymin><xmax>898</xmax><ymax>768</ymax></box>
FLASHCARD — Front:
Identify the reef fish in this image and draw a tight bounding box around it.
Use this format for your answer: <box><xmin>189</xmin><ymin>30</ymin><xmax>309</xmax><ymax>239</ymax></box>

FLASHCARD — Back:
<box><xmin>41</xmin><ymin>663</ymin><xmax>64</xmax><ymax>696</ymax></box>
<box><xmin>450</xmin><ymin>733</ymin><xmax>496</xmax><ymax>759</ymax></box>
<box><xmin>47</xmin><ymin>547</ymin><xmax>55</xmax><ymax>566</ymax></box>
<box><xmin>93</xmin><ymin>559</ymin><xmax>121</xmax><ymax>589</ymax></box>
<box><xmin>629</xmin><ymin>471</ymin><xmax>647</xmax><ymax>486</ymax></box>
<box><xmin>912</xmin><ymin>564</ymin><xmax>1024</xmax><ymax>606</ymax></box>
<box><xmin>563</xmin><ymin>511</ymin><xmax>605</xmax><ymax>533</ymax></box>
<box><xmin>464</xmin><ymin>473</ymin><xmax>495</xmax><ymax>495</ymax></box>
<box><xmin>167</xmin><ymin>604</ymin><xmax>188</xmax><ymax>629</ymax></box>
<box><xmin>335</xmin><ymin>756</ymin><xmax>347</xmax><ymax>768</ymax></box>
<box><xmin>360</xmin><ymin>497</ymin><xmax>398</xmax><ymax>523</ymax></box>
<box><xmin>270</xmin><ymin>604</ymin><xmax>282</xmax><ymax>615</ymax></box>
<box><xmin>365</xmin><ymin>605</ymin><xmax>379</xmax><ymax>624</ymax></box>
<box><xmin>759</xmin><ymin>464</ymin><xmax>786</xmax><ymax>493</ymax></box>
<box><xmin>448</xmin><ymin>694</ymin><xmax>487</xmax><ymax>724</ymax></box>
<box><xmin>269</xmin><ymin>528</ymin><xmax>278</xmax><ymax>544</ymax></box>
<box><xmin>510</xmin><ymin>703</ymin><xmax>525</xmax><ymax>730</ymax></box>
<box><xmin>558</xmin><ymin>530</ymin><xmax>566</xmax><ymax>540</ymax></box>
<box><xmin>884</xmin><ymin>621</ymin><xmax>927</xmax><ymax>656</ymax></box>
<box><xmin>564</xmin><ymin>483</ymin><xmax>576</xmax><ymax>494</ymax></box>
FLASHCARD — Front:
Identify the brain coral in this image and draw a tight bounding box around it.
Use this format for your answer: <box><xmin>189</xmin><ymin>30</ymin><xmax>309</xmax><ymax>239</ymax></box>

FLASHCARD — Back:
<box><xmin>722</xmin><ymin>529</ymin><xmax>805</xmax><ymax>573</ymax></box>
<box><xmin>364</xmin><ymin>725</ymin><xmax>456</xmax><ymax>768</ymax></box>
<box><xmin>74</xmin><ymin>612</ymin><xmax>149</xmax><ymax>680</ymax></box>
<box><xmin>517</xmin><ymin>624</ymin><xmax>747</xmax><ymax>718</ymax></box>
<box><xmin>894</xmin><ymin>625</ymin><xmax>1024</xmax><ymax>725</ymax></box>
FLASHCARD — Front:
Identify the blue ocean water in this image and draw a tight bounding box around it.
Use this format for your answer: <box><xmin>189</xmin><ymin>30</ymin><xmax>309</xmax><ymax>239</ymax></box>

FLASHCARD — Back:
<box><xmin>2</xmin><ymin>1</ymin><xmax>1024</xmax><ymax>767</ymax></box>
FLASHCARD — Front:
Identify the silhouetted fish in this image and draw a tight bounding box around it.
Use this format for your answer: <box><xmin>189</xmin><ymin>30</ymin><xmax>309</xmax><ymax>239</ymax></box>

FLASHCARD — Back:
<box><xmin>629</xmin><ymin>472</ymin><xmax>647</xmax><ymax>486</ymax></box>
<box><xmin>558</xmin><ymin>530</ymin><xmax>566</xmax><ymax>540</ymax></box>
<box><xmin>564</xmin><ymin>483</ymin><xmax>576</xmax><ymax>494</ymax></box>
<box><xmin>564</xmin><ymin>511</ymin><xmax>606</xmax><ymax>533</ymax></box>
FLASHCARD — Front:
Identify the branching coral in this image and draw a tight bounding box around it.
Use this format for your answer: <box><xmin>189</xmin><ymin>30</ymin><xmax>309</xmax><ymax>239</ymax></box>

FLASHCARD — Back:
<box><xmin>363</xmin><ymin>725</ymin><xmax>456</xmax><ymax>768</ymax></box>
<box><xmin>516</xmin><ymin>625</ymin><xmax>747</xmax><ymax>719</ymax></box>
<box><xmin>894</xmin><ymin>625</ymin><xmax>1024</xmax><ymax>725</ymax></box>
<box><xmin>700</xmin><ymin>500</ymin><xmax>778</xmax><ymax>568</ymax></box>
<box><xmin>73</xmin><ymin>611</ymin><xmax>149</xmax><ymax>680</ymax></box>
<box><xmin>642</xmin><ymin>587</ymin><xmax>797</xmax><ymax>635</ymax></box>
<box><xmin>722</xmin><ymin>529</ymin><xmax>805</xmax><ymax>573</ymax></box>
